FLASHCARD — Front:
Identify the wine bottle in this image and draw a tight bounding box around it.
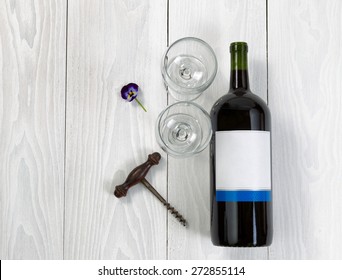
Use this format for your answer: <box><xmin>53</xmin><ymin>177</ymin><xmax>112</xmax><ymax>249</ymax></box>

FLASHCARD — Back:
<box><xmin>210</xmin><ymin>42</ymin><xmax>273</xmax><ymax>247</ymax></box>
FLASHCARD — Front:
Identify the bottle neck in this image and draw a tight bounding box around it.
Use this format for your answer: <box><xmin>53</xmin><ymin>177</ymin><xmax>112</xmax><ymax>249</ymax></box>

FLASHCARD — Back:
<box><xmin>229</xmin><ymin>46</ymin><xmax>249</xmax><ymax>91</ymax></box>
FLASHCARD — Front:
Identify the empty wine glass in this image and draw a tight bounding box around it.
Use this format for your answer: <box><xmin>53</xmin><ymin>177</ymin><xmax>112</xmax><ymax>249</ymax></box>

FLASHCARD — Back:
<box><xmin>161</xmin><ymin>37</ymin><xmax>218</xmax><ymax>101</ymax></box>
<box><xmin>156</xmin><ymin>102</ymin><xmax>212</xmax><ymax>157</ymax></box>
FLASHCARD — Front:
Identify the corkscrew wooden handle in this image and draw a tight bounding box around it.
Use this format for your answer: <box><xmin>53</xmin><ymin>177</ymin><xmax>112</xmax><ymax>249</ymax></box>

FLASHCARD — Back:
<box><xmin>114</xmin><ymin>152</ymin><xmax>161</xmax><ymax>198</ymax></box>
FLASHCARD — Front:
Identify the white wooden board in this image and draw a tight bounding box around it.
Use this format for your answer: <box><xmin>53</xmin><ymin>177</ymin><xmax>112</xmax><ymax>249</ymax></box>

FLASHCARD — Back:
<box><xmin>1</xmin><ymin>0</ymin><xmax>342</xmax><ymax>260</ymax></box>
<box><xmin>269</xmin><ymin>0</ymin><xmax>342</xmax><ymax>259</ymax></box>
<box><xmin>64</xmin><ymin>0</ymin><xmax>168</xmax><ymax>259</ymax></box>
<box><xmin>0</xmin><ymin>0</ymin><xmax>66</xmax><ymax>259</ymax></box>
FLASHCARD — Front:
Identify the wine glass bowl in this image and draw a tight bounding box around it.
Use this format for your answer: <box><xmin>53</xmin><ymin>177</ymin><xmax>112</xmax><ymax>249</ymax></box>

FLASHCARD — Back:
<box><xmin>156</xmin><ymin>102</ymin><xmax>212</xmax><ymax>157</ymax></box>
<box><xmin>161</xmin><ymin>37</ymin><xmax>218</xmax><ymax>101</ymax></box>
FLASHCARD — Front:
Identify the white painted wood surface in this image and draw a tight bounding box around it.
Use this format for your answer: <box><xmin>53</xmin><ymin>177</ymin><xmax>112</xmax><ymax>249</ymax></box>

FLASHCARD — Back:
<box><xmin>0</xmin><ymin>0</ymin><xmax>66</xmax><ymax>259</ymax></box>
<box><xmin>1</xmin><ymin>0</ymin><xmax>342</xmax><ymax>259</ymax></box>
<box><xmin>65</xmin><ymin>0</ymin><xmax>167</xmax><ymax>259</ymax></box>
<box><xmin>269</xmin><ymin>0</ymin><xmax>342</xmax><ymax>259</ymax></box>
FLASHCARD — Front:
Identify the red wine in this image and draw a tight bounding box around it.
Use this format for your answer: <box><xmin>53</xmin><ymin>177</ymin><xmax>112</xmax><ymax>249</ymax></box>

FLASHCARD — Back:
<box><xmin>210</xmin><ymin>42</ymin><xmax>273</xmax><ymax>247</ymax></box>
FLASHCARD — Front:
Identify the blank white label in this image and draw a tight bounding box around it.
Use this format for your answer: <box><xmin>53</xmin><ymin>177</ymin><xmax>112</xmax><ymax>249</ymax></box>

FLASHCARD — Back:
<box><xmin>215</xmin><ymin>131</ymin><xmax>271</xmax><ymax>191</ymax></box>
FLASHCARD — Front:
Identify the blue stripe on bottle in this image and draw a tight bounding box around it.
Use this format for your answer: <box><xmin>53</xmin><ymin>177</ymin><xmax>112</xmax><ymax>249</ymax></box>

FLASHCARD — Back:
<box><xmin>216</xmin><ymin>190</ymin><xmax>271</xmax><ymax>202</ymax></box>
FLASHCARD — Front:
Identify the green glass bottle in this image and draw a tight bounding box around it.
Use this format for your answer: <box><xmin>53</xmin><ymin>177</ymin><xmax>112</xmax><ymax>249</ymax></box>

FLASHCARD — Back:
<box><xmin>210</xmin><ymin>42</ymin><xmax>273</xmax><ymax>247</ymax></box>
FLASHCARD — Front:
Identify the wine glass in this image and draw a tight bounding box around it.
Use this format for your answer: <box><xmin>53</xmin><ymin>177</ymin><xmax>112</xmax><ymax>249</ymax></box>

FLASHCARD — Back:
<box><xmin>161</xmin><ymin>37</ymin><xmax>218</xmax><ymax>101</ymax></box>
<box><xmin>156</xmin><ymin>102</ymin><xmax>212</xmax><ymax>157</ymax></box>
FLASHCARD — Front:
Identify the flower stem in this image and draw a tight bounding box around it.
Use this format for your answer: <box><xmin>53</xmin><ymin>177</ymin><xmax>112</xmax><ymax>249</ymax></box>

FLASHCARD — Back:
<box><xmin>135</xmin><ymin>98</ymin><xmax>147</xmax><ymax>112</ymax></box>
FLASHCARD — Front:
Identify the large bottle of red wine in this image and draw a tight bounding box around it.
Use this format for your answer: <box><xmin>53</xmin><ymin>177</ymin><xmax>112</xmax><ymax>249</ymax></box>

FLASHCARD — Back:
<box><xmin>210</xmin><ymin>42</ymin><xmax>272</xmax><ymax>247</ymax></box>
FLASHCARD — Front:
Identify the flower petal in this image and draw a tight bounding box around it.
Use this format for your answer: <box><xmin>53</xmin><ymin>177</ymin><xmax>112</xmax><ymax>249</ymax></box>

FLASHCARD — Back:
<box><xmin>121</xmin><ymin>84</ymin><xmax>130</xmax><ymax>99</ymax></box>
<box><xmin>127</xmin><ymin>83</ymin><xmax>139</xmax><ymax>92</ymax></box>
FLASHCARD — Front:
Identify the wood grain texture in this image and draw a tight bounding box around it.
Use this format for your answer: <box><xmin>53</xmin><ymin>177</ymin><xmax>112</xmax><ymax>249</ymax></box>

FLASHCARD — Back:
<box><xmin>0</xmin><ymin>0</ymin><xmax>66</xmax><ymax>259</ymax></box>
<box><xmin>2</xmin><ymin>0</ymin><xmax>342</xmax><ymax>260</ymax></box>
<box><xmin>64</xmin><ymin>0</ymin><xmax>168</xmax><ymax>259</ymax></box>
<box><xmin>269</xmin><ymin>0</ymin><xmax>342</xmax><ymax>259</ymax></box>
<box><xmin>167</xmin><ymin>0</ymin><xmax>268</xmax><ymax>259</ymax></box>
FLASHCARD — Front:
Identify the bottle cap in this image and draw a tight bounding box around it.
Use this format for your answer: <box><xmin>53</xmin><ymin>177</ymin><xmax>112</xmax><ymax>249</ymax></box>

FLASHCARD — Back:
<box><xmin>230</xmin><ymin>42</ymin><xmax>248</xmax><ymax>52</ymax></box>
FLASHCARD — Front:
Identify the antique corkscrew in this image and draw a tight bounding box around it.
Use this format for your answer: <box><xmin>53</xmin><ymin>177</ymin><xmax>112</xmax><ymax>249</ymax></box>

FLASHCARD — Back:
<box><xmin>114</xmin><ymin>152</ymin><xmax>187</xmax><ymax>227</ymax></box>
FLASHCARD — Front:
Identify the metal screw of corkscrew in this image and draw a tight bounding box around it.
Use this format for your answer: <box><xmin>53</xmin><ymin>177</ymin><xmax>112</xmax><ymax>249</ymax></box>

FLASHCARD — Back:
<box><xmin>114</xmin><ymin>152</ymin><xmax>187</xmax><ymax>227</ymax></box>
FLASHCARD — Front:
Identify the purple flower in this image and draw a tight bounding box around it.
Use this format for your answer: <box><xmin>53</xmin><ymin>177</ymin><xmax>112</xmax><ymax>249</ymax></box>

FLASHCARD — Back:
<box><xmin>121</xmin><ymin>83</ymin><xmax>139</xmax><ymax>101</ymax></box>
<box><xmin>120</xmin><ymin>83</ymin><xmax>147</xmax><ymax>112</ymax></box>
